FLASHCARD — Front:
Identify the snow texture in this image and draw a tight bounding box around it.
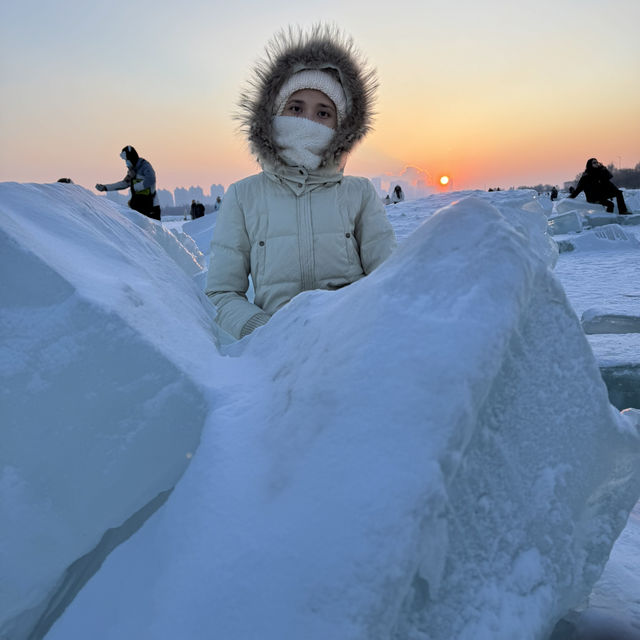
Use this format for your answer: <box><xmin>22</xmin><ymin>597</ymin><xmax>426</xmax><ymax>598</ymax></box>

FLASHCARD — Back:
<box><xmin>0</xmin><ymin>185</ymin><xmax>629</xmax><ymax>640</ymax></box>
<box><xmin>0</xmin><ymin>183</ymin><xmax>223</xmax><ymax>639</ymax></box>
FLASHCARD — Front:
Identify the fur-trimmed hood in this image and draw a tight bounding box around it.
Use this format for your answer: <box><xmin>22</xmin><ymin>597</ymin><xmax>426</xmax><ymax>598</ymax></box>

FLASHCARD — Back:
<box><xmin>236</xmin><ymin>25</ymin><xmax>378</xmax><ymax>171</ymax></box>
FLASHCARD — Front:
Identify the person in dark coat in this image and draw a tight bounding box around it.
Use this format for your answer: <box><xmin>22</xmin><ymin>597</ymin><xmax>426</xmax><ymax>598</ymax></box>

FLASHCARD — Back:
<box><xmin>550</xmin><ymin>186</ymin><xmax>558</xmax><ymax>201</ymax></box>
<box><xmin>95</xmin><ymin>146</ymin><xmax>162</xmax><ymax>220</ymax></box>
<box><xmin>190</xmin><ymin>200</ymin><xmax>205</xmax><ymax>218</ymax></box>
<box><xmin>569</xmin><ymin>158</ymin><xmax>629</xmax><ymax>214</ymax></box>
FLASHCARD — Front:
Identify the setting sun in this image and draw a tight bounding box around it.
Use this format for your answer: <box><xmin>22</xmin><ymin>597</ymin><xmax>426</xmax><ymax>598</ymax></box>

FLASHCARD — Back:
<box><xmin>439</xmin><ymin>176</ymin><xmax>450</xmax><ymax>186</ymax></box>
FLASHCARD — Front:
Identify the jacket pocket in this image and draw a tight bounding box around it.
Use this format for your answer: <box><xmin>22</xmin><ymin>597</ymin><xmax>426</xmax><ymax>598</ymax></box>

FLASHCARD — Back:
<box><xmin>344</xmin><ymin>230</ymin><xmax>361</xmax><ymax>267</ymax></box>
<box><xmin>251</xmin><ymin>239</ymin><xmax>267</xmax><ymax>287</ymax></box>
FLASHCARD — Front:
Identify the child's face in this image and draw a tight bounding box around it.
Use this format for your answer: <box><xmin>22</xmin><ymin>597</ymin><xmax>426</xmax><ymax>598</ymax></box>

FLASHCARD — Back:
<box><xmin>281</xmin><ymin>89</ymin><xmax>337</xmax><ymax>130</ymax></box>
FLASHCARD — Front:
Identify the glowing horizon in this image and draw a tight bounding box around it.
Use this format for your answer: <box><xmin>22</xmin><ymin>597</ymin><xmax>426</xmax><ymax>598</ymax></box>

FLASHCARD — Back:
<box><xmin>1</xmin><ymin>0</ymin><xmax>639</xmax><ymax>194</ymax></box>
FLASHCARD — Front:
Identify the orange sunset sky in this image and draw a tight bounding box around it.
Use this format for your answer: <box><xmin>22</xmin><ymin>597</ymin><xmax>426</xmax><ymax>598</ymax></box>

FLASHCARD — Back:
<box><xmin>1</xmin><ymin>0</ymin><xmax>638</xmax><ymax>195</ymax></box>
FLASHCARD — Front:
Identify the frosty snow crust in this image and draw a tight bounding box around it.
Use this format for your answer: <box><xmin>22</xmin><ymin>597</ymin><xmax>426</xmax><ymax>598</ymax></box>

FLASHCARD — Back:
<box><xmin>1</xmin><ymin>183</ymin><xmax>639</xmax><ymax>640</ymax></box>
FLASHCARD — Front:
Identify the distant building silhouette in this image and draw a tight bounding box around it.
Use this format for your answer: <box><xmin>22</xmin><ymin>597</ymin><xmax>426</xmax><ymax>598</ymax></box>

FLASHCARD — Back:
<box><xmin>157</xmin><ymin>189</ymin><xmax>174</xmax><ymax>208</ymax></box>
<box><xmin>174</xmin><ymin>185</ymin><xmax>225</xmax><ymax>206</ymax></box>
<box><xmin>209</xmin><ymin>184</ymin><xmax>225</xmax><ymax>200</ymax></box>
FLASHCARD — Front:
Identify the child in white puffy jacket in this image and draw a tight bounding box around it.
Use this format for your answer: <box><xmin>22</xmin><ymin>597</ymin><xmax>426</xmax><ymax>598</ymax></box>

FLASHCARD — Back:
<box><xmin>206</xmin><ymin>26</ymin><xmax>397</xmax><ymax>340</ymax></box>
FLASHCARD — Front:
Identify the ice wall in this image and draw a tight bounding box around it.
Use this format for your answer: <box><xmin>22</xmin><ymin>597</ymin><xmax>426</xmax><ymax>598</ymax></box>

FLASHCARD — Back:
<box><xmin>0</xmin><ymin>184</ymin><xmax>219</xmax><ymax>639</ymax></box>
<box><xmin>49</xmin><ymin>196</ymin><xmax>640</xmax><ymax>639</ymax></box>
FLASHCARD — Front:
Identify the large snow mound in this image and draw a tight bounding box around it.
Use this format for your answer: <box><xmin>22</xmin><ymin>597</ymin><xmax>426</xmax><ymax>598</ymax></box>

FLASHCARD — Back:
<box><xmin>48</xmin><ymin>195</ymin><xmax>640</xmax><ymax>640</ymax></box>
<box><xmin>0</xmin><ymin>183</ymin><xmax>222</xmax><ymax>639</ymax></box>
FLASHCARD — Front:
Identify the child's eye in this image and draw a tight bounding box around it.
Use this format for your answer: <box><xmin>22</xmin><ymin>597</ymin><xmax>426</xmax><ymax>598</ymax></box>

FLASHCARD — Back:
<box><xmin>318</xmin><ymin>110</ymin><xmax>331</xmax><ymax>118</ymax></box>
<box><xmin>287</xmin><ymin>104</ymin><xmax>301</xmax><ymax>113</ymax></box>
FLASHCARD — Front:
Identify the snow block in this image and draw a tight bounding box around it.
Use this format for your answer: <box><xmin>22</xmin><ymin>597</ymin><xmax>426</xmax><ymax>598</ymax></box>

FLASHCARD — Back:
<box><xmin>556</xmin><ymin>224</ymin><xmax>640</xmax><ymax>252</ymax></box>
<box><xmin>582</xmin><ymin>308</ymin><xmax>640</xmax><ymax>334</ymax></box>
<box><xmin>584</xmin><ymin>212</ymin><xmax>640</xmax><ymax>229</ymax></box>
<box><xmin>552</xmin><ymin>197</ymin><xmax>606</xmax><ymax>216</ymax></box>
<box><xmin>547</xmin><ymin>211</ymin><xmax>583</xmax><ymax>235</ymax></box>
<box><xmin>170</xmin><ymin>214</ymin><xmax>218</xmax><ymax>289</ymax></box>
<box><xmin>599</xmin><ymin>366</ymin><xmax>640</xmax><ymax>411</ymax></box>
<box><xmin>617</xmin><ymin>212</ymin><xmax>640</xmax><ymax>226</ymax></box>
<box><xmin>550</xmin><ymin>198</ymin><xmax>638</xmax><ymax>230</ymax></box>
<box><xmin>49</xmin><ymin>196</ymin><xmax>640</xmax><ymax>640</ymax></box>
<box><xmin>180</xmin><ymin>213</ymin><xmax>217</xmax><ymax>265</ymax></box>
<box><xmin>0</xmin><ymin>184</ymin><xmax>217</xmax><ymax>639</ymax></box>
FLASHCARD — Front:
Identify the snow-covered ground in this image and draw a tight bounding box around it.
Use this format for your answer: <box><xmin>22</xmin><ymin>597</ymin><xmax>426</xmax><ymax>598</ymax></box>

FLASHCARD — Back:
<box><xmin>1</xmin><ymin>183</ymin><xmax>639</xmax><ymax>640</ymax></box>
<box><xmin>389</xmin><ymin>190</ymin><xmax>640</xmax><ymax>639</ymax></box>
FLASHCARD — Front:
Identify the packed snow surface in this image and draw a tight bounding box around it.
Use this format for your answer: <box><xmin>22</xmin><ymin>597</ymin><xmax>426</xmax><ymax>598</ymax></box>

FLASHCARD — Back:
<box><xmin>0</xmin><ymin>184</ymin><xmax>224</xmax><ymax>639</ymax></box>
<box><xmin>1</xmin><ymin>184</ymin><xmax>639</xmax><ymax>640</ymax></box>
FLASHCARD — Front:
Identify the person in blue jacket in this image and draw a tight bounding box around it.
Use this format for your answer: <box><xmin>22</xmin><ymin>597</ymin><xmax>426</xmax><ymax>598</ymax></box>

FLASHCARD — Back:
<box><xmin>96</xmin><ymin>146</ymin><xmax>162</xmax><ymax>220</ymax></box>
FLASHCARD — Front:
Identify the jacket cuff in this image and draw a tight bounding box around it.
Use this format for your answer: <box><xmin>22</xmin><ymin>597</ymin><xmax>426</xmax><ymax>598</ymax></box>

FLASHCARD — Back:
<box><xmin>240</xmin><ymin>312</ymin><xmax>271</xmax><ymax>338</ymax></box>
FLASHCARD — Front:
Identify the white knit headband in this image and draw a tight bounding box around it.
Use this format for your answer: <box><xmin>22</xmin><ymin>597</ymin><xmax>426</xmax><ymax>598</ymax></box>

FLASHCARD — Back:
<box><xmin>274</xmin><ymin>70</ymin><xmax>347</xmax><ymax>124</ymax></box>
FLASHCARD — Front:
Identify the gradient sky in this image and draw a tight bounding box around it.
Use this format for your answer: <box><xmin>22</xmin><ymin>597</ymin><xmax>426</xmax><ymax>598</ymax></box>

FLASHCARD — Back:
<box><xmin>1</xmin><ymin>0</ymin><xmax>639</xmax><ymax>194</ymax></box>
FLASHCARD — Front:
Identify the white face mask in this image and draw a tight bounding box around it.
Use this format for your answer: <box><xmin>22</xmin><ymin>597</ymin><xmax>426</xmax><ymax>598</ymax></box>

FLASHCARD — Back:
<box><xmin>272</xmin><ymin>116</ymin><xmax>335</xmax><ymax>170</ymax></box>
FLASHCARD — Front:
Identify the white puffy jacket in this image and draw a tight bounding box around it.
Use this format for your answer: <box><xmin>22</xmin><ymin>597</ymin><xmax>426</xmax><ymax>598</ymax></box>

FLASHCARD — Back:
<box><xmin>206</xmin><ymin>166</ymin><xmax>396</xmax><ymax>339</ymax></box>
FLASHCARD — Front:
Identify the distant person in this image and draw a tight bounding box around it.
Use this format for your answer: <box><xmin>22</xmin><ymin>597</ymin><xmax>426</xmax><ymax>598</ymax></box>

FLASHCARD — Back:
<box><xmin>212</xmin><ymin>196</ymin><xmax>222</xmax><ymax>213</ymax></box>
<box><xmin>550</xmin><ymin>186</ymin><xmax>558</xmax><ymax>201</ymax></box>
<box><xmin>569</xmin><ymin>158</ymin><xmax>630</xmax><ymax>214</ymax></box>
<box><xmin>391</xmin><ymin>185</ymin><xmax>405</xmax><ymax>204</ymax></box>
<box><xmin>205</xmin><ymin>26</ymin><xmax>396</xmax><ymax>340</ymax></box>
<box><xmin>383</xmin><ymin>194</ymin><xmax>392</xmax><ymax>205</ymax></box>
<box><xmin>95</xmin><ymin>146</ymin><xmax>162</xmax><ymax>220</ymax></box>
<box><xmin>191</xmin><ymin>201</ymin><xmax>205</xmax><ymax>219</ymax></box>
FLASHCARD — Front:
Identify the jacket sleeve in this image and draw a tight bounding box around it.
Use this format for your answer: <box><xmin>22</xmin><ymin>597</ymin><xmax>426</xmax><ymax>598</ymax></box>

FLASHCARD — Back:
<box><xmin>355</xmin><ymin>179</ymin><xmax>397</xmax><ymax>274</ymax></box>
<box><xmin>205</xmin><ymin>183</ymin><xmax>270</xmax><ymax>339</ymax></box>
<box><xmin>103</xmin><ymin>175</ymin><xmax>132</xmax><ymax>191</ymax></box>
<box><xmin>570</xmin><ymin>176</ymin><xmax>585</xmax><ymax>198</ymax></box>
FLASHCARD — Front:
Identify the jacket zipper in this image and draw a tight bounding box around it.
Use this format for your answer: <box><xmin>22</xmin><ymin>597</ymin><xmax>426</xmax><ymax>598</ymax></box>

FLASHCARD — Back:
<box><xmin>298</xmin><ymin>192</ymin><xmax>315</xmax><ymax>290</ymax></box>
